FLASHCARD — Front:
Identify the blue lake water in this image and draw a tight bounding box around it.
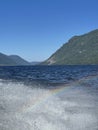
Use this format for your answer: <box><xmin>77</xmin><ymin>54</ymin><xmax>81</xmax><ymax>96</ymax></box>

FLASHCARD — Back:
<box><xmin>0</xmin><ymin>65</ymin><xmax>98</xmax><ymax>130</ymax></box>
<box><xmin>0</xmin><ymin>65</ymin><xmax>98</xmax><ymax>84</ymax></box>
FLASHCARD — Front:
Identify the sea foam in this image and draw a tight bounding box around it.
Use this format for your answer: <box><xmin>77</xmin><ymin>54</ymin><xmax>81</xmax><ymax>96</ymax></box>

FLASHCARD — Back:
<box><xmin>0</xmin><ymin>77</ymin><xmax>98</xmax><ymax>130</ymax></box>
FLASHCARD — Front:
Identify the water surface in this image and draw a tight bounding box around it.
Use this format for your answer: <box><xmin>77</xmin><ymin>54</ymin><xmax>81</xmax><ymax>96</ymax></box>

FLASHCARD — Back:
<box><xmin>0</xmin><ymin>65</ymin><xmax>98</xmax><ymax>130</ymax></box>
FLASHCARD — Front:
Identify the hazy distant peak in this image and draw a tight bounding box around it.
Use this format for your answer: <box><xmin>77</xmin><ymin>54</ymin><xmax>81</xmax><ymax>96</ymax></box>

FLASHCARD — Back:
<box><xmin>9</xmin><ymin>55</ymin><xmax>30</xmax><ymax>65</ymax></box>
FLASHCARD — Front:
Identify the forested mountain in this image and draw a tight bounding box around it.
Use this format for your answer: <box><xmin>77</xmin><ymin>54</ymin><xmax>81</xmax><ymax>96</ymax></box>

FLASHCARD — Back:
<box><xmin>0</xmin><ymin>53</ymin><xmax>30</xmax><ymax>66</ymax></box>
<box><xmin>42</xmin><ymin>29</ymin><xmax>98</xmax><ymax>65</ymax></box>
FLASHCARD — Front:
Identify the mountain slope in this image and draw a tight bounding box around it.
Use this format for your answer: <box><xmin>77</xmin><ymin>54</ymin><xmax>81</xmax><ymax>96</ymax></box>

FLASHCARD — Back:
<box><xmin>0</xmin><ymin>53</ymin><xmax>31</xmax><ymax>66</ymax></box>
<box><xmin>9</xmin><ymin>55</ymin><xmax>30</xmax><ymax>65</ymax></box>
<box><xmin>0</xmin><ymin>53</ymin><xmax>17</xmax><ymax>66</ymax></box>
<box><xmin>42</xmin><ymin>29</ymin><xmax>98</xmax><ymax>65</ymax></box>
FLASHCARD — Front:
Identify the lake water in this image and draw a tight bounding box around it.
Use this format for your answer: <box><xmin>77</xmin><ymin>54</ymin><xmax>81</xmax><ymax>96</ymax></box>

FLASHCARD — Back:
<box><xmin>0</xmin><ymin>65</ymin><xmax>98</xmax><ymax>130</ymax></box>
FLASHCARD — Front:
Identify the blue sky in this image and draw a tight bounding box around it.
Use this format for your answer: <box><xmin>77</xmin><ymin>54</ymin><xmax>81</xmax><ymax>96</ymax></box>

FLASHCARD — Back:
<box><xmin>0</xmin><ymin>0</ymin><xmax>98</xmax><ymax>61</ymax></box>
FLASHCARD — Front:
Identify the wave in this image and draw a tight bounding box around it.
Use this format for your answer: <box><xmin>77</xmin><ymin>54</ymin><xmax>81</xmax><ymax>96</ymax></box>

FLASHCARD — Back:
<box><xmin>0</xmin><ymin>76</ymin><xmax>98</xmax><ymax>130</ymax></box>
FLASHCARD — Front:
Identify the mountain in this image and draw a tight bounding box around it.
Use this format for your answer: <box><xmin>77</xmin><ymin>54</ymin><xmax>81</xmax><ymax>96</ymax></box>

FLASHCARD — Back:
<box><xmin>0</xmin><ymin>52</ymin><xmax>41</xmax><ymax>66</ymax></box>
<box><xmin>42</xmin><ymin>29</ymin><xmax>98</xmax><ymax>65</ymax></box>
<box><xmin>9</xmin><ymin>55</ymin><xmax>30</xmax><ymax>65</ymax></box>
<box><xmin>0</xmin><ymin>53</ymin><xmax>30</xmax><ymax>66</ymax></box>
<box><xmin>0</xmin><ymin>53</ymin><xmax>17</xmax><ymax>66</ymax></box>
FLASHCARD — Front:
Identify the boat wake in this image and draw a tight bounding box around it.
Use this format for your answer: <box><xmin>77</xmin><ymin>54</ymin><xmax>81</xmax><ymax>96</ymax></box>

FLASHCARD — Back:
<box><xmin>0</xmin><ymin>76</ymin><xmax>98</xmax><ymax>130</ymax></box>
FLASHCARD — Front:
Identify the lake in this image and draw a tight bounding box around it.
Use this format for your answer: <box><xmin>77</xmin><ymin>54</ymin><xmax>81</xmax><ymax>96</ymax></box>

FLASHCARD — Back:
<box><xmin>0</xmin><ymin>65</ymin><xmax>98</xmax><ymax>130</ymax></box>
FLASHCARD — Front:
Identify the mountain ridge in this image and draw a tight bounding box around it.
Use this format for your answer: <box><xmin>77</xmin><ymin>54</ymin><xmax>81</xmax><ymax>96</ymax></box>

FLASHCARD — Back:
<box><xmin>0</xmin><ymin>53</ymin><xmax>30</xmax><ymax>66</ymax></box>
<box><xmin>42</xmin><ymin>29</ymin><xmax>98</xmax><ymax>65</ymax></box>
<box><xmin>0</xmin><ymin>53</ymin><xmax>41</xmax><ymax>66</ymax></box>
<box><xmin>9</xmin><ymin>55</ymin><xmax>30</xmax><ymax>65</ymax></box>
<box><xmin>0</xmin><ymin>53</ymin><xmax>17</xmax><ymax>66</ymax></box>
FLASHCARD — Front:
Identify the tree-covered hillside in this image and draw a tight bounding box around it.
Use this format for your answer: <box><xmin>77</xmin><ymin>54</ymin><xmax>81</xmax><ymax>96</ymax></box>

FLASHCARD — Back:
<box><xmin>0</xmin><ymin>53</ymin><xmax>30</xmax><ymax>66</ymax></box>
<box><xmin>42</xmin><ymin>29</ymin><xmax>98</xmax><ymax>65</ymax></box>
<box><xmin>0</xmin><ymin>53</ymin><xmax>17</xmax><ymax>66</ymax></box>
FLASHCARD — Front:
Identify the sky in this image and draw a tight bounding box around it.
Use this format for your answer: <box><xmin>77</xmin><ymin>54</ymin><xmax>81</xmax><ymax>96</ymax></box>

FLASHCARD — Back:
<box><xmin>0</xmin><ymin>0</ymin><xmax>98</xmax><ymax>61</ymax></box>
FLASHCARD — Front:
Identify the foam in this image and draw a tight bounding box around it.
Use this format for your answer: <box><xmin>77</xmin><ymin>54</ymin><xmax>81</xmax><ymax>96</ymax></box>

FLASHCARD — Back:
<box><xmin>0</xmin><ymin>77</ymin><xmax>98</xmax><ymax>130</ymax></box>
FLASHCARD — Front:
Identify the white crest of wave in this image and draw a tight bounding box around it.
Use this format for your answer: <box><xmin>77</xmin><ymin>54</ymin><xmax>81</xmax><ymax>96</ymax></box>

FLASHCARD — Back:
<box><xmin>0</xmin><ymin>78</ymin><xmax>98</xmax><ymax>130</ymax></box>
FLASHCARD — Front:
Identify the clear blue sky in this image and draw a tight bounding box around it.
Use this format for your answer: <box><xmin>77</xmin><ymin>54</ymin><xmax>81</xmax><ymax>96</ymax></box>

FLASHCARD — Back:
<box><xmin>0</xmin><ymin>0</ymin><xmax>98</xmax><ymax>61</ymax></box>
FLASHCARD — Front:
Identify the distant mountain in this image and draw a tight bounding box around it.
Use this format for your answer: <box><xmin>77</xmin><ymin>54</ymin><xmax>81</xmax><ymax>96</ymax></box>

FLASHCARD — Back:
<box><xmin>42</xmin><ymin>29</ymin><xmax>98</xmax><ymax>65</ymax></box>
<box><xmin>0</xmin><ymin>53</ymin><xmax>17</xmax><ymax>66</ymax></box>
<box><xmin>0</xmin><ymin>53</ymin><xmax>30</xmax><ymax>66</ymax></box>
<box><xmin>9</xmin><ymin>55</ymin><xmax>30</xmax><ymax>65</ymax></box>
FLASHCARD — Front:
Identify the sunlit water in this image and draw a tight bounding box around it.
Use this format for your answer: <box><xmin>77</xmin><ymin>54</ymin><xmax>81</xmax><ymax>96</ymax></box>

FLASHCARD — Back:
<box><xmin>0</xmin><ymin>66</ymin><xmax>98</xmax><ymax>130</ymax></box>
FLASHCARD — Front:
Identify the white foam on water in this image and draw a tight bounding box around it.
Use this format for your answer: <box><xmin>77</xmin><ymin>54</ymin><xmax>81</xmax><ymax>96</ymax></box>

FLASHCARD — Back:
<box><xmin>0</xmin><ymin>77</ymin><xmax>98</xmax><ymax>130</ymax></box>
